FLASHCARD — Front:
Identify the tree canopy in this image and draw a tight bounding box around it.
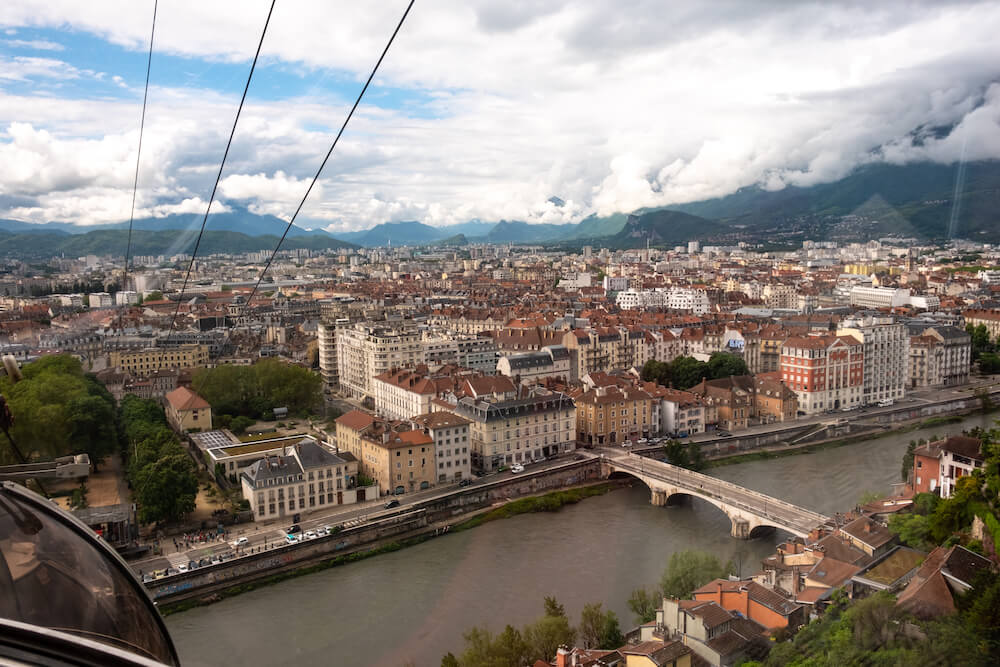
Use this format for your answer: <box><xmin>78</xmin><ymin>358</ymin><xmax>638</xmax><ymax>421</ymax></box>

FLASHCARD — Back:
<box><xmin>192</xmin><ymin>359</ymin><xmax>322</xmax><ymax>420</ymax></box>
<box><xmin>0</xmin><ymin>354</ymin><xmax>118</xmax><ymax>468</ymax></box>
<box><xmin>641</xmin><ymin>352</ymin><xmax>749</xmax><ymax>390</ymax></box>
<box><xmin>120</xmin><ymin>395</ymin><xmax>198</xmax><ymax>524</ymax></box>
<box><xmin>660</xmin><ymin>549</ymin><xmax>732</xmax><ymax>599</ymax></box>
<box><xmin>444</xmin><ymin>597</ymin><xmax>578</xmax><ymax>666</ymax></box>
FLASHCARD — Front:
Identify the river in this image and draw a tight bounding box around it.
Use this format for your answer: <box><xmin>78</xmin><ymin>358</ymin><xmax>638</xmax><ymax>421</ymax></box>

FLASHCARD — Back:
<box><xmin>166</xmin><ymin>412</ymin><xmax>996</xmax><ymax>667</ymax></box>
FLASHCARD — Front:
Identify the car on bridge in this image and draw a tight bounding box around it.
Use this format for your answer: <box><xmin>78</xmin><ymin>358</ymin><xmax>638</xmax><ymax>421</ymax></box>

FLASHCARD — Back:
<box><xmin>510</xmin><ymin>463</ymin><xmax>525</xmax><ymax>473</ymax></box>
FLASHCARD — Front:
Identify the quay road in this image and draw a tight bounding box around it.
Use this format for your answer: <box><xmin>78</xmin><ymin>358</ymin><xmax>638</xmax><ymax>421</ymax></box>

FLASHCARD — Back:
<box><xmin>136</xmin><ymin>376</ymin><xmax>999</xmax><ymax>575</ymax></box>
<box><xmin>129</xmin><ymin>452</ymin><xmax>591</xmax><ymax>576</ymax></box>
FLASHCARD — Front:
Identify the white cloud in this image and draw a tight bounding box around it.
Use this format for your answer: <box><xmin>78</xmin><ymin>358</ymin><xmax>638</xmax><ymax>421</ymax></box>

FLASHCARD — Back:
<box><xmin>0</xmin><ymin>1</ymin><xmax>999</xmax><ymax>229</ymax></box>
<box><xmin>3</xmin><ymin>38</ymin><xmax>64</xmax><ymax>51</ymax></box>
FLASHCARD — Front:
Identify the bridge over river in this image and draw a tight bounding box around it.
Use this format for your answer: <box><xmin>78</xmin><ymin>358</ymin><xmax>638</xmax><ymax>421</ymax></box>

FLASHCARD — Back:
<box><xmin>599</xmin><ymin>449</ymin><xmax>831</xmax><ymax>538</ymax></box>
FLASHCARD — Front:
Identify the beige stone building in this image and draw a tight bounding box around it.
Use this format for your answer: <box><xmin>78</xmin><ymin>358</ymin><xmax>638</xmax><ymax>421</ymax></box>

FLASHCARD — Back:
<box><xmin>110</xmin><ymin>344</ymin><xmax>209</xmax><ymax>375</ymax></box>
<box><xmin>335</xmin><ymin>409</ymin><xmax>437</xmax><ymax>495</ymax></box>
<box><xmin>164</xmin><ymin>385</ymin><xmax>212</xmax><ymax>432</ymax></box>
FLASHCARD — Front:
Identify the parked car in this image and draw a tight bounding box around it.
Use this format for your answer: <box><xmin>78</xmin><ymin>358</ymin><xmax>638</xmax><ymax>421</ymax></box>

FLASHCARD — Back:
<box><xmin>877</xmin><ymin>399</ymin><xmax>894</xmax><ymax>407</ymax></box>
<box><xmin>304</xmin><ymin>530</ymin><xmax>317</xmax><ymax>540</ymax></box>
<box><xmin>638</xmin><ymin>438</ymin><xmax>648</xmax><ymax>445</ymax></box>
<box><xmin>176</xmin><ymin>563</ymin><xmax>188</xmax><ymax>573</ymax></box>
<box><xmin>511</xmin><ymin>463</ymin><xmax>525</xmax><ymax>473</ymax></box>
<box><xmin>385</xmin><ymin>499</ymin><xmax>400</xmax><ymax>509</ymax></box>
<box><xmin>285</xmin><ymin>534</ymin><xmax>298</xmax><ymax>544</ymax></box>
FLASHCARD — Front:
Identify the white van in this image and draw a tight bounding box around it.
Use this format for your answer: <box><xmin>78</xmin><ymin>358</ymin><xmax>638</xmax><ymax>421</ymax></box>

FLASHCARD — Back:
<box><xmin>877</xmin><ymin>399</ymin><xmax>894</xmax><ymax>407</ymax></box>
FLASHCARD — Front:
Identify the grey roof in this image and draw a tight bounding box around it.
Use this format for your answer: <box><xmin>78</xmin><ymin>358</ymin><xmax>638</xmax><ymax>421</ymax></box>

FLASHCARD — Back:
<box><xmin>505</xmin><ymin>351</ymin><xmax>552</xmax><ymax>369</ymax></box>
<box><xmin>244</xmin><ymin>455</ymin><xmax>302</xmax><ymax>484</ymax></box>
<box><xmin>292</xmin><ymin>438</ymin><xmax>348</xmax><ymax>469</ymax></box>
<box><xmin>543</xmin><ymin>344</ymin><xmax>570</xmax><ymax>360</ymax></box>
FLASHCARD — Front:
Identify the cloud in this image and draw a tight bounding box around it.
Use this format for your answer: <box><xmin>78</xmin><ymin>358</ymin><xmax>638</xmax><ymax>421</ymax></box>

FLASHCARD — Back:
<box><xmin>0</xmin><ymin>1</ymin><xmax>998</xmax><ymax>230</ymax></box>
<box><xmin>3</xmin><ymin>38</ymin><xmax>64</xmax><ymax>51</ymax></box>
<box><xmin>0</xmin><ymin>55</ymin><xmax>80</xmax><ymax>81</ymax></box>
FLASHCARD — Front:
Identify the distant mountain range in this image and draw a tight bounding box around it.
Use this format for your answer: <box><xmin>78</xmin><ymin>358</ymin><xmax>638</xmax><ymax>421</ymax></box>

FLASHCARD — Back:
<box><xmin>1</xmin><ymin>160</ymin><xmax>997</xmax><ymax>256</ymax></box>
<box><xmin>0</xmin><ymin>227</ymin><xmax>358</xmax><ymax>261</ymax></box>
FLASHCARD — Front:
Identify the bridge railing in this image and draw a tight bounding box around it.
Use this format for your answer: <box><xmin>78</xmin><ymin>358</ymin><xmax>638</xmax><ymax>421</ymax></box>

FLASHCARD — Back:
<box><xmin>609</xmin><ymin>455</ymin><xmax>829</xmax><ymax>526</ymax></box>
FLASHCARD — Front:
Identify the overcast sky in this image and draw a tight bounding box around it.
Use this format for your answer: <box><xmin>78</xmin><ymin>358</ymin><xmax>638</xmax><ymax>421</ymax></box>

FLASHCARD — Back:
<box><xmin>0</xmin><ymin>0</ymin><xmax>998</xmax><ymax>232</ymax></box>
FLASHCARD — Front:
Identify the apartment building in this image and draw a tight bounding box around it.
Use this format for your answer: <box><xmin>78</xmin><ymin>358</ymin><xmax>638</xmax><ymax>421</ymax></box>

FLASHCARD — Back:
<box><xmin>496</xmin><ymin>345</ymin><xmax>571</xmax><ymax>384</ymax></box>
<box><xmin>573</xmin><ymin>384</ymin><xmax>658</xmax><ymax>446</ymax></box>
<box><xmin>317</xmin><ymin>318</ymin><xmax>350</xmax><ymax>393</ymax></box>
<box><xmin>110</xmin><ymin>343</ymin><xmax>209</xmax><ymax>375</ymax></box>
<box><xmin>907</xmin><ymin>325</ymin><xmax>971</xmax><ymax>388</ymax></box>
<box><xmin>335</xmin><ymin>409</ymin><xmax>436</xmax><ymax>495</ymax></box>
<box><xmin>780</xmin><ymin>334</ymin><xmax>864</xmax><ymax>414</ymax></box>
<box><xmin>371</xmin><ymin>367</ymin><xmax>462</xmax><ymax>421</ymax></box>
<box><xmin>420</xmin><ymin>330</ymin><xmax>499</xmax><ymax>374</ymax></box>
<box><xmin>911</xmin><ymin>435</ymin><xmax>984</xmax><ymax>498</ymax></box>
<box><xmin>438</xmin><ymin>381</ymin><xmax>576</xmax><ymax>471</ymax></box>
<box><xmin>962</xmin><ymin>309</ymin><xmax>1000</xmax><ymax>341</ymax></box>
<box><xmin>410</xmin><ymin>411</ymin><xmax>472</xmax><ymax>483</ymax></box>
<box><xmin>762</xmin><ymin>283</ymin><xmax>798</xmax><ymax>310</ymax></box>
<box><xmin>650</xmin><ymin>386</ymin><xmax>705</xmax><ymax>437</ymax></box>
<box><xmin>837</xmin><ymin>315</ymin><xmax>908</xmax><ymax>406</ymax></box>
<box><xmin>849</xmin><ymin>286</ymin><xmax>910</xmax><ymax>309</ymax></box>
<box><xmin>240</xmin><ymin>438</ymin><xmax>363</xmax><ymax>521</ymax></box>
<box><xmin>336</xmin><ymin>322</ymin><xmax>424</xmax><ymax>402</ymax></box>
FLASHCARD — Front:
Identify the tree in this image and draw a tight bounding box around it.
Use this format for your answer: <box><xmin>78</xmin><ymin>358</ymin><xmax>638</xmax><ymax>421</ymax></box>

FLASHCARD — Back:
<box><xmin>641</xmin><ymin>359</ymin><xmax>671</xmax><ymax>385</ymax></box>
<box><xmin>192</xmin><ymin>359</ymin><xmax>322</xmax><ymax>419</ymax></box>
<box><xmin>145</xmin><ymin>290</ymin><xmax>163</xmax><ymax>302</ymax></box>
<box><xmin>669</xmin><ymin>356</ymin><xmax>708</xmax><ymax>390</ymax></box>
<box><xmin>524</xmin><ymin>614</ymin><xmax>575</xmax><ymax>662</ymax></box>
<box><xmin>0</xmin><ymin>354</ymin><xmax>118</xmax><ymax>467</ymax></box>
<box><xmin>229</xmin><ymin>415</ymin><xmax>256</xmax><ymax>435</ymax></box>
<box><xmin>579</xmin><ymin>603</ymin><xmax>623</xmax><ymax>650</ymax></box>
<box><xmin>132</xmin><ymin>453</ymin><xmax>198</xmax><ymax>524</ymax></box>
<box><xmin>543</xmin><ymin>596</ymin><xmax>566</xmax><ymax>619</ymax></box>
<box><xmin>902</xmin><ymin>440</ymin><xmax>918</xmax><ymax>482</ymax></box>
<box><xmin>579</xmin><ymin>603</ymin><xmax>606</xmax><ymax>649</ymax></box>
<box><xmin>660</xmin><ymin>550</ymin><xmax>732</xmax><ymax>599</ymax></box>
<box><xmin>967</xmin><ymin>323</ymin><xmax>995</xmax><ymax>361</ymax></box>
<box><xmin>888</xmin><ymin>513</ymin><xmax>932</xmax><ymax>550</ymax></box>
<box><xmin>598</xmin><ymin>611</ymin><xmax>624</xmax><ymax>649</ymax></box>
<box><xmin>628</xmin><ymin>587</ymin><xmax>659</xmax><ymax>624</ymax></box>
<box><xmin>706</xmin><ymin>352</ymin><xmax>748</xmax><ymax>380</ymax></box>
<box><xmin>662</xmin><ymin>440</ymin><xmax>704</xmax><ymax>471</ymax></box>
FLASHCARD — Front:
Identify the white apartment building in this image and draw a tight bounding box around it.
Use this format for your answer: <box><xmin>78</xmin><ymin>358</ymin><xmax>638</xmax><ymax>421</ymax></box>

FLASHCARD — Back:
<box><xmin>667</xmin><ymin>287</ymin><xmax>711</xmax><ymax>315</ymax></box>
<box><xmin>837</xmin><ymin>315</ymin><xmax>909</xmax><ymax>406</ymax></box>
<box><xmin>849</xmin><ymin>286</ymin><xmax>911</xmax><ymax>309</ymax></box>
<box><xmin>372</xmin><ymin>368</ymin><xmax>448</xmax><ymax>421</ymax></box>
<box><xmin>411</xmin><ymin>412</ymin><xmax>472</xmax><ymax>483</ymax></box>
<box><xmin>336</xmin><ymin>322</ymin><xmax>424</xmax><ymax>402</ymax></box>
<box><xmin>115</xmin><ymin>290</ymin><xmax>139</xmax><ymax>306</ymax></box>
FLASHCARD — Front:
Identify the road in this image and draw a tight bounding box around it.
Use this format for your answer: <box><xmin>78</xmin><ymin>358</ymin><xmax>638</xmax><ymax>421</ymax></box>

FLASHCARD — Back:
<box><xmin>602</xmin><ymin>448</ymin><xmax>829</xmax><ymax>536</ymax></box>
<box><xmin>130</xmin><ymin>452</ymin><xmax>587</xmax><ymax>575</ymax></box>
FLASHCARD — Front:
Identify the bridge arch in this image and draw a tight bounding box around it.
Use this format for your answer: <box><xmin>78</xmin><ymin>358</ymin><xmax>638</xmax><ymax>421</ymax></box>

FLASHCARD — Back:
<box><xmin>606</xmin><ymin>468</ymin><xmax>766</xmax><ymax>540</ymax></box>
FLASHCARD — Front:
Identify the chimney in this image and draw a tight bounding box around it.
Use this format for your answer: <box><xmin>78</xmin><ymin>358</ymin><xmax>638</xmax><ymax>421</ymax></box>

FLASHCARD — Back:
<box><xmin>556</xmin><ymin>646</ymin><xmax>570</xmax><ymax>667</ymax></box>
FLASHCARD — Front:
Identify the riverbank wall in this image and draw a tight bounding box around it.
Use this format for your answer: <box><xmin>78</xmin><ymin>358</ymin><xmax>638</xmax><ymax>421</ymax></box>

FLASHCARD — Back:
<box><xmin>148</xmin><ymin>458</ymin><xmax>602</xmax><ymax>609</ymax></box>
